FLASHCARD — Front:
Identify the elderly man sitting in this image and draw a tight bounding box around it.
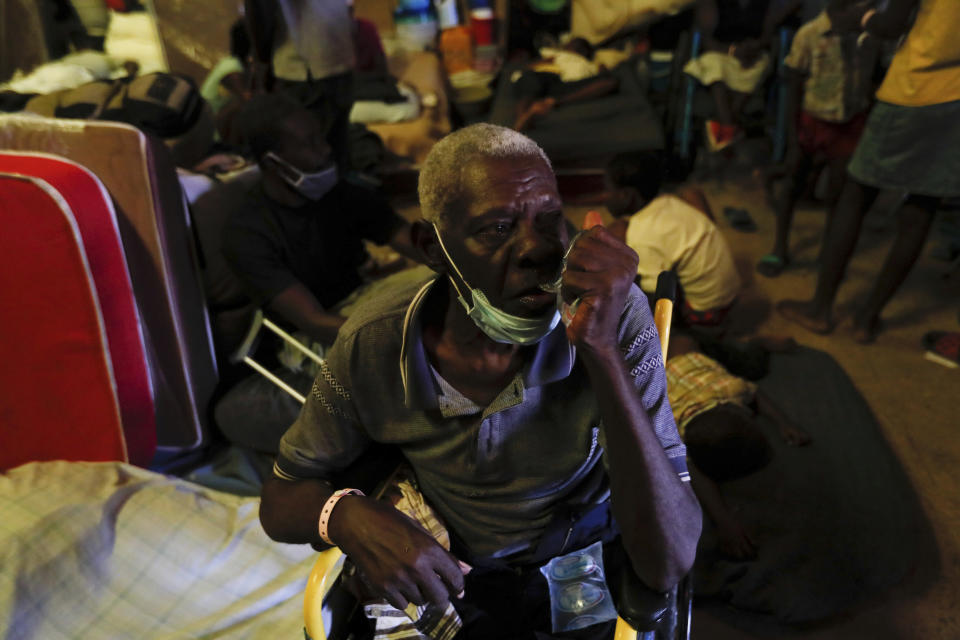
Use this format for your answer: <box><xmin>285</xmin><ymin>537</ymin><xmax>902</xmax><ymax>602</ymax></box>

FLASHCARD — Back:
<box><xmin>259</xmin><ymin>124</ymin><xmax>701</xmax><ymax>639</ymax></box>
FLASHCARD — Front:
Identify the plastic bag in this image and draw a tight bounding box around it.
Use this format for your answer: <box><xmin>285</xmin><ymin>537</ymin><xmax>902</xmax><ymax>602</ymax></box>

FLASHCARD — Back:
<box><xmin>539</xmin><ymin>540</ymin><xmax>618</xmax><ymax>633</ymax></box>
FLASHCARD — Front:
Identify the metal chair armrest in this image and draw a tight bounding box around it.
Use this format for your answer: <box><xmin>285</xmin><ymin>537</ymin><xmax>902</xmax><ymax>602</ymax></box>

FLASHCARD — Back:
<box><xmin>613</xmin><ymin>561</ymin><xmax>676</xmax><ymax>634</ymax></box>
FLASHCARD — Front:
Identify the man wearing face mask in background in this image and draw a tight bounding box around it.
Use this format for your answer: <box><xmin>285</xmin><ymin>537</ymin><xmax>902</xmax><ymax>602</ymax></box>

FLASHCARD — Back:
<box><xmin>259</xmin><ymin>124</ymin><xmax>701</xmax><ymax>639</ymax></box>
<box><xmin>215</xmin><ymin>93</ymin><xmax>419</xmax><ymax>455</ymax></box>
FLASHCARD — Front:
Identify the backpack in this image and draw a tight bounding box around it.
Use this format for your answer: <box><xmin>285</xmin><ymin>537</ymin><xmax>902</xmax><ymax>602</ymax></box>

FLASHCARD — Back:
<box><xmin>25</xmin><ymin>73</ymin><xmax>204</xmax><ymax>139</ymax></box>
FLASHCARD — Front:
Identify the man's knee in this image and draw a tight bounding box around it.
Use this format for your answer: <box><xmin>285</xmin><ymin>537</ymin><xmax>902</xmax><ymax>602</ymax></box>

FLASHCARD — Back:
<box><xmin>214</xmin><ymin>370</ymin><xmax>311</xmax><ymax>453</ymax></box>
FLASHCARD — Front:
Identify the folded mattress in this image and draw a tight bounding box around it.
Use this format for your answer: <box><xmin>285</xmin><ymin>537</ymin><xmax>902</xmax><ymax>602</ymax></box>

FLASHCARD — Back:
<box><xmin>0</xmin><ymin>152</ymin><xmax>156</xmax><ymax>467</ymax></box>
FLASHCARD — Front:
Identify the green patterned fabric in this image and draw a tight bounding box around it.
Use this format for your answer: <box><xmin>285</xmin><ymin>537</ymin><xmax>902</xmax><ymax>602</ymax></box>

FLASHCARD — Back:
<box><xmin>0</xmin><ymin>461</ymin><xmax>315</xmax><ymax>639</ymax></box>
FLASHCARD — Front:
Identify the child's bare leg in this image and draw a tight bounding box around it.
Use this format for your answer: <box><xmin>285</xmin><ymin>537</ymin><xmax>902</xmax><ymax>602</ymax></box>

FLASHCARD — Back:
<box><xmin>747</xmin><ymin>335</ymin><xmax>797</xmax><ymax>353</ymax></box>
<box><xmin>729</xmin><ymin>89</ymin><xmax>750</xmax><ymax>124</ymax></box>
<box><xmin>710</xmin><ymin>82</ymin><xmax>736</xmax><ymax>126</ymax></box>
<box><xmin>756</xmin><ymin>388</ymin><xmax>811</xmax><ymax>446</ymax></box>
<box><xmin>768</xmin><ymin>155</ymin><xmax>813</xmax><ymax>267</ymax></box>
<box><xmin>778</xmin><ymin>179</ymin><xmax>879</xmax><ymax>333</ymax></box>
<box><xmin>823</xmin><ymin>156</ymin><xmax>850</xmax><ymax>208</ymax></box>
<box><xmin>689</xmin><ymin>463</ymin><xmax>757</xmax><ymax>560</ymax></box>
<box><xmin>853</xmin><ymin>194</ymin><xmax>939</xmax><ymax>343</ymax></box>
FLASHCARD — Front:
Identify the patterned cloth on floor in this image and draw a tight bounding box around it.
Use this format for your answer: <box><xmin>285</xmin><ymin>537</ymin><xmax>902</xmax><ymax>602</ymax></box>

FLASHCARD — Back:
<box><xmin>0</xmin><ymin>461</ymin><xmax>315</xmax><ymax>640</ymax></box>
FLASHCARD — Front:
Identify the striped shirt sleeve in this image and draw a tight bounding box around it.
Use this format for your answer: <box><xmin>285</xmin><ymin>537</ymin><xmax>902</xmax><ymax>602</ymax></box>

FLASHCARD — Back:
<box><xmin>618</xmin><ymin>284</ymin><xmax>690</xmax><ymax>482</ymax></box>
<box><xmin>274</xmin><ymin>331</ymin><xmax>371</xmax><ymax>481</ymax></box>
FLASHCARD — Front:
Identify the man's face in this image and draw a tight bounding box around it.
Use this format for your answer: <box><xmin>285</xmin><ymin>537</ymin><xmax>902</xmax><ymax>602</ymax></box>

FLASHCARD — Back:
<box><xmin>270</xmin><ymin>109</ymin><xmax>333</xmax><ymax>177</ymax></box>
<box><xmin>439</xmin><ymin>155</ymin><xmax>568</xmax><ymax>318</ymax></box>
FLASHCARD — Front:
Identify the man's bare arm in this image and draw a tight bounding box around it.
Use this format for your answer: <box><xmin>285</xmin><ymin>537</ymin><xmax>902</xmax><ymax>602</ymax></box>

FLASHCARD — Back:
<box><xmin>563</xmin><ymin>227</ymin><xmax>702</xmax><ymax>592</ymax></box>
<box><xmin>245</xmin><ymin>0</ymin><xmax>278</xmax><ymax>91</ymax></box>
<box><xmin>260</xmin><ymin>474</ymin><xmax>464</xmax><ymax>610</ymax></box>
<box><xmin>861</xmin><ymin>0</ymin><xmax>918</xmax><ymax>40</ymax></box>
<box><xmin>268</xmin><ymin>282</ymin><xmax>346</xmax><ymax>344</ymax></box>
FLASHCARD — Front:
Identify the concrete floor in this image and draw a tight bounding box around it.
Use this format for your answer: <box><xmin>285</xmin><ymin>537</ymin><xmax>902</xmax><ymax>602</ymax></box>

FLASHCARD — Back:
<box><xmin>686</xmin><ymin>176</ymin><xmax>959</xmax><ymax>640</ymax></box>
<box><xmin>579</xmin><ymin>173</ymin><xmax>959</xmax><ymax>640</ymax></box>
<box><xmin>103</xmin><ymin>8</ymin><xmax>960</xmax><ymax>637</ymax></box>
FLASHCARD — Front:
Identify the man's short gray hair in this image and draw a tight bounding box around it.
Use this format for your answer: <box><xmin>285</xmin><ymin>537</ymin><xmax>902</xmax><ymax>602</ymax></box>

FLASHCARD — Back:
<box><xmin>418</xmin><ymin>123</ymin><xmax>552</xmax><ymax>226</ymax></box>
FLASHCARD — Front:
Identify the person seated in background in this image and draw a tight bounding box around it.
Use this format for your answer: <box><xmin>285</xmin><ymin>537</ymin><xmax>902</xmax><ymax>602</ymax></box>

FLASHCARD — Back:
<box><xmin>605</xmin><ymin>152</ymin><xmax>741</xmax><ymax>328</ymax></box>
<box><xmin>512</xmin><ymin>38</ymin><xmax>621</xmax><ymax>131</ymax></box>
<box><xmin>756</xmin><ymin>0</ymin><xmax>879</xmax><ymax>278</ymax></box>
<box><xmin>666</xmin><ymin>332</ymin><xmax>810</xmax><ymax>559</ymax></box>
<box><xmin>215</xmin><ymin>93</ymin><xmax>419</xmax><ymax>454</ymax></box>
<box><xmin>259</xmin><ymin>123</ymin><xmax>701</xmax><ymax>639</ymax></box>
<box><xmin>685</xmin><ymin>0</ymin><xmax>803</xmax><ymax>151</ymax></box>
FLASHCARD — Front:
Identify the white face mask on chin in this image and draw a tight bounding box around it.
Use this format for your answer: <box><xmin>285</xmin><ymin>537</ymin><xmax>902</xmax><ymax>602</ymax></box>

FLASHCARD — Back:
<box><xmin>265</xmin><ymin>151</ymin><xmax>338</xmax><ymax>201</ymax></box>
<box><xmin>432</xmin><ymin>224</ymin><xmax>561</xmax><ymax>345</ymax></box>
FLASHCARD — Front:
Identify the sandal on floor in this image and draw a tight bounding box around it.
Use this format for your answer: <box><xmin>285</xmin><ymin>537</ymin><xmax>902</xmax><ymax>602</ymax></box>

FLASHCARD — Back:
<box><xmin>756</xmin><ymin>254</ymin><xmax>787</xmax><ymax>277</ymax></box>
<box><xmin>922</xmin><ymin>331</ymin><xmax>960</xmax><ymax>368</ymax></box>
<box><xmin>723</xmin><ymin>206</ymin><xmax>757</xmax><ymax>232</ymax></box>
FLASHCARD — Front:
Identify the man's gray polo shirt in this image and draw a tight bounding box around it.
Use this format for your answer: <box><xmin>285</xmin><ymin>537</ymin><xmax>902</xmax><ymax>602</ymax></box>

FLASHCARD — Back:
<box><xmin>276</xmin><ymin>269</ymin><xmax>688</xmax><ymax>561</ymax></box>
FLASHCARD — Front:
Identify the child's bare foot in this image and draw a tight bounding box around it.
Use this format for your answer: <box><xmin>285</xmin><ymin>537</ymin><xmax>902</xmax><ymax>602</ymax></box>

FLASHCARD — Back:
<box><xmin>779</xmin><ymin>423</ymin><xmax>811</xmax><ymax>446</ymax></box>
<box><xmin>716</xmin><ymin>517</ymin><xmax>758</xmax><ymax>560</ymax></box>
<box><xmin>756</xmin><ymin>253</ymin><xmax>788</xmax><ymax>278</ymax></box>
<box><xmin>750</xmin><ymin>334</ymin><xmax>797</xmax><ymax>353</ymax></box>
<box><xmin>852</xmin><ymin>316</ymin><xmax>883</xmax><ymax>344</ymax></box>
<box><xmin>776</xmin><ymin>300</ymin><xmax>834</xmax><ymax>335</ymax></box>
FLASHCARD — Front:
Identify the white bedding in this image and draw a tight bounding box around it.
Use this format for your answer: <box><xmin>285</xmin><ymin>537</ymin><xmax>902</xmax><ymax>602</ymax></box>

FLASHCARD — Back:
<box><xmin>0</xmin><ymin>461</ymin><xmax>314</xmax><ymax>639</ymax></box>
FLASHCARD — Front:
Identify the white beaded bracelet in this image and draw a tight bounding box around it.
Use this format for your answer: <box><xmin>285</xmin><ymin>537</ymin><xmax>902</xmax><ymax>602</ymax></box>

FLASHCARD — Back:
<box><xmin>318</xmin><ymin>488</ymin><xmax>365</xmax><ymax>545</ymax></box>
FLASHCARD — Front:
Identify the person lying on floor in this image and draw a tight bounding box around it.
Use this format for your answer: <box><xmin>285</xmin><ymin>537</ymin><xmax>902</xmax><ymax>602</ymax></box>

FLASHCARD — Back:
<box><xmin>259</xmin><ymin>123</ymin><xmax>702</xmax><ymax>639</ymax></box>
<box><xmin>215</xmin><ymin>93</ymin><xmax>420</xmax><ymax>454</ymax></box>
<box><xmin>511</xmin><ymin>38</ymin><xmax>621</xmax><ymax>131</ymax></box>
<box><xmin>666</xmin><ymin>331</ymin><xmax>810</xmax><ymax>559</ymax></box>
<box><xmin>604</xmin><ymin>151</ymin><xmax>741</xmax><ymax>328</ymax></box>
<box><xmin>685</xmin><ymin>0</ymin><xmax>803</xmax><ymax>150</ymax></box>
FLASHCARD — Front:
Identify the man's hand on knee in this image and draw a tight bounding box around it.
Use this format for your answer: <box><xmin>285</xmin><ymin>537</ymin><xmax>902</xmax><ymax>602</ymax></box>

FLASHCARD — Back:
<box><xmin>328</xmin><ymin>496</ymin><xmax>465</xmax><ymax>610</ymax></box>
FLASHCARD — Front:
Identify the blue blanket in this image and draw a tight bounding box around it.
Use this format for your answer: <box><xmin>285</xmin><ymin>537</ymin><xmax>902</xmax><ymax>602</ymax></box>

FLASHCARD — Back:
<box><xmin>693</xmin><ymin>347</ymin><xmax>936</xmax><ymax>630</ymax></box>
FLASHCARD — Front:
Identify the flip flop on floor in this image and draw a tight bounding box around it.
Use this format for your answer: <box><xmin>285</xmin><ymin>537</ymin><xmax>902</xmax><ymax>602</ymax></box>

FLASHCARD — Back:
<box><xmin>756</xmin><ymin>254</ymin><xmax>787</xmax><ymax>277</ymax></box>
<box><xmin>922</xmin><ymin>331</ymin><xmax>960</xmax><ymax>367</ymax></box>
<box><xmin>723</xmin><ymin>206</ymin><xmax>757</xmax><ymax>232</ymax></box>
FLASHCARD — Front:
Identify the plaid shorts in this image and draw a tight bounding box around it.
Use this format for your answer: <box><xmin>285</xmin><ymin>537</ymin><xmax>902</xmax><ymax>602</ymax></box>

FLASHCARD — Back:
<box><xmin>798</xmin><ymin>110</ymin><xmax>867</xmax><ymax>160</ymax></box>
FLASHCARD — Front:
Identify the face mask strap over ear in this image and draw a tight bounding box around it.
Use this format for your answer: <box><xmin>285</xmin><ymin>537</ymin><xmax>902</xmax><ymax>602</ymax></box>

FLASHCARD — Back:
<box><xmin>264</xmin><ymin>150</ymin><xmax>338</xmax><ymax>201</ymax></box>
<box><xmin>264</xmin><ymin>151</ymin><xmax>302</xmax><ymax>184</ymax></box>
<box><xmin>432</xmin><ymin>223</ymin><xmax>473</xmax><ymax>305</ymax></box>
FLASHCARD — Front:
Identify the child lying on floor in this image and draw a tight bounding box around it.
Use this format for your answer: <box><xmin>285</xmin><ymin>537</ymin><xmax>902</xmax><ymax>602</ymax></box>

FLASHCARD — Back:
<box><xmin>666</xmin><ymin>332</ymin><xmax>811</xmax><ymax>559</ymax></box>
